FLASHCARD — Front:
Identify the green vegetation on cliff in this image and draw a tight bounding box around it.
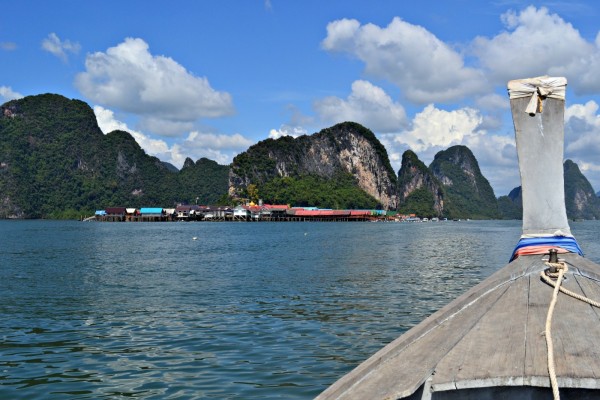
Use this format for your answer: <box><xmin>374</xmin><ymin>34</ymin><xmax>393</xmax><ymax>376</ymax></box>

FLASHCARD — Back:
<box><xmin>231</xmin><ymin>136</ymin><xmax>289</xmax><ymax>183</ymax></box>
<box><xmin>1</xmin><ymin>94</ymin><xmax>107</xmax><ymax>217</ymax></box>
<box><xmin>397</xmin><ymin>150</ymin><xmax>445</xmax><ymax>218</ymax></box>
<box><xmin>398</xmin><ymin>187</ymin><xmax>438</xmax><ymax>217</ymax></box>
<box><xmin>0</xmin><ymin>94</ymin><xmax>229</xmax><ymax>218</ymax></box>
<box><xmin>4</xmin><ymin>94</ymin><xmax>600</xmax><ymax>220</ymax></box>
<box><xmin>177</xmin><ymin>157</ymin><xmax>230</xmax><ymax>205</ymax></box>
<box><xmin>429</xmin><ymin>146</ymin><xmax>500</xmax><ymax>219</ymax></box>
<box><xmin>259</xmin><ymin>173</ymin><xmax>380</xmax><ymax>209</ymax></box>
<box><xmin>230</xmin><ymin>121</ymin><xmax>397</xmax><ymax>210</ymax></box>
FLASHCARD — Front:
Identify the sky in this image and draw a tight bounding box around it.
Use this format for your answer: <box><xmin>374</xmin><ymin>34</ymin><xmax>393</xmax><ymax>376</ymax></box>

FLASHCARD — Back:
<box><xmin>2</xmin><ymin>0</ymin><xmax>600</xmax><ymax>197</ymax></box>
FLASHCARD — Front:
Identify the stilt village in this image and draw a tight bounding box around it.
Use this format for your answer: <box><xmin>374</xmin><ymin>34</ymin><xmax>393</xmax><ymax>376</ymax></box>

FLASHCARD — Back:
<box><xmin>89</xmin><ymin>203</ymin><xmax>442</xmax><ymax>223</ymax></box>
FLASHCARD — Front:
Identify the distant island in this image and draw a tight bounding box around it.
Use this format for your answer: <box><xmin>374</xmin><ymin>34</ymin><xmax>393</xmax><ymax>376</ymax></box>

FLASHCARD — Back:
<box><xmin>1</xmin><ymin>94</ymin><xmax>599</xmax><ymax>220</ymax></box>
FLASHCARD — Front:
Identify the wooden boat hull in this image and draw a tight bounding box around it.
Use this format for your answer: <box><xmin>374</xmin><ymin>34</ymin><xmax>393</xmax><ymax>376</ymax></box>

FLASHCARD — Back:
<box><xmin>317</xmin><ymin>253</ymin><xmax>600</xmax><ymax>399</ymax></box>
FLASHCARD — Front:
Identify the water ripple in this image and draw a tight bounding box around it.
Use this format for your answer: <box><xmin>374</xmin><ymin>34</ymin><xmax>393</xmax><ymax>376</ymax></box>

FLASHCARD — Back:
<box><xmin>1</xmin><ymin>220</ymin><xmax>598</xmax><ymax>398</ymax></box>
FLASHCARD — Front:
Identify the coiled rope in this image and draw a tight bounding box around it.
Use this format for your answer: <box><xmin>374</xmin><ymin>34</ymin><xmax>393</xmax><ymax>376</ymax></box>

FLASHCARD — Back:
<box><xmin>540</xmin><ymin>260</ymin><xmax>600</xmax><ymax>400</ymax></box>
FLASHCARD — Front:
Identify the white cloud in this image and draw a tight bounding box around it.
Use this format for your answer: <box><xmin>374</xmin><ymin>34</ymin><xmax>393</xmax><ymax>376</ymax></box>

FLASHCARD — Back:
<box><xmin>315</xmin><ymin>6</ymin><xmax>600</xmax><ymax>195</ymax></box>
<box><xmin>475</xmin><ymin>93</ymin><xmax>509</xmax><ymax>111</ymax></box>
<box><xmin>269</xmin><ymin>125</ymin><xmax>307</xmax><ymax>139</ymax></box>
<box><xmin>175</xmin><ymin>131</ymin><xmax>253</xmax><ymax>166</ymax></box>
<box><xmin>314</xmin><ymin>80</ymin><xmax>407</xmax><ymax>132</ymax></box>
<box><xmin>76</xmin><ymin>38</ymin><xmax>234</xmax><ymax>137</ymax></box>
<box><xmin>322</xmin><ymin>17</ymin><xmax>488</xmax><ymax>104</ymax></box>
<box><xmin>565</xmin><ymin>101</ymin><xmax>600</xmax><ymax>192</ymax></box>
<box><xmin>186</xmin><ymin>131</ymin><xmax>253</xmax><ymax>150</ymax></box>
<box><xmin>0</xmin><ymin>86</ymin><xmax>24</xmax><ymax>103</ymax></box>
<box><xmin>379</xmin><ymin>99</ymin><xmax>600</xmax><ymax>196</ymax></box>
<box><xmin>41</xmin><ymin>33</ymin><xmax>80</xmax><ymax>62</ymax></box>
<box><xmin>565</xmin><ymin>101</ymin><xmax>600</xmax><ymax>158</ymax></box>
<box><xmin>472</xmin><ymin>6</ymin><xmax>600</xmax><ymax>94</ymax></box>
<box><xmin>94</xmin><ymin>105</ymin><xmax>128</xmax><ymax>133</ymax></box>
<box><xmin>378</xmin><ymin>104</ymin><xmax>519</xmax><ymax>196</ymax></box>
<box><xmin>94</xmin><ymin>105</ymin><xmax>171</xmax><ymax>156</ymax></box>
<box><xmin>394</xmin><ymin>104</ymin><xmax>483</xmax><ymax>152</ymax></box>
<box><xmin>138</xmin><ymin>117</ymin><xmax>194</xmax><ymax>137</ymax></box>
<box><xmin>268</xmin><ymin>104</ymin><xmax>314</xmax><ymax>140</ymax></box>
<box><xmin>322</xmin><ymin>18</ymin><xmax>361</xmax><ymax>54</ymax></box>
<box><xmin>93</xmin><ymin>105</ymin><xmax>251</xmax><ymax>169</ymax></box>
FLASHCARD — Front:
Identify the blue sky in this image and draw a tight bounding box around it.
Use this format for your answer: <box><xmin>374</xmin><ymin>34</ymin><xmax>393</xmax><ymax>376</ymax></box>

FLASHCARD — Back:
<box><xmin>2</xmin><ymin>1</ymin><xmax>600</xmax><ymax>197</ymax></box>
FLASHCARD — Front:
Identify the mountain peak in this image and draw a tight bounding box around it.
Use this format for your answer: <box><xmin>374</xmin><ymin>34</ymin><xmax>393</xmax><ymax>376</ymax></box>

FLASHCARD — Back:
<box><xmin>564</xmin><ymin>159</ymin><xmax>600</xmax><ymax>219</ymax></box>
<box><xmin>229</xmin><ymin>122</ymin><xmax>398</xmax><ymax>209</ymax></box>
<box><xmin>429</xmin><ymin>146</ymin><xmax>499</xmax><ymax>219</ymax></box>
<box><xmin>397</xmin><ymin>150</ymin><xmax>445</xmax><ymax>217</ymax></box>
<box><xmin>182</xmin><ymin>157</ymin><xmax>195</xmax><ymax>169</ymax></box>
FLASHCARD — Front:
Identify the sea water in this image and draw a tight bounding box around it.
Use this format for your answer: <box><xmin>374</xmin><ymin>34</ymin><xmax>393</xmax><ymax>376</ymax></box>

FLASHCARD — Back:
<box><xmin>1</xmin><ymin>219</ymin><xmax>600</xmax><ymax>399</ymax></box>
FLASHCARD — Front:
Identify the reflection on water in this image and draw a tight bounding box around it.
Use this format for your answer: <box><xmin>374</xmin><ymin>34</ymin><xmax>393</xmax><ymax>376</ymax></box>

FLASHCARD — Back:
<box><xmin>1</xmin><ymin>220</ymin><xmax>598</xmax><ymax>399</ymax></box>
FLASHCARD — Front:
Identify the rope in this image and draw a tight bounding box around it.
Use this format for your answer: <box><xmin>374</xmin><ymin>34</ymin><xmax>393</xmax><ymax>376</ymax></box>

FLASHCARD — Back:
<box><xmin>541</xmin><ymin>262</ymin><xmax>566</xmax><ymax>400</ymax></box>
<box><xmin>540</xmin><ymin>261</ymin><xmax>600</xmax><ymax>400</ymax></box>
<box><xmin>541</xmin><ymin>263</ymin><xmax>600</xmax><ymax>308</ymax></box>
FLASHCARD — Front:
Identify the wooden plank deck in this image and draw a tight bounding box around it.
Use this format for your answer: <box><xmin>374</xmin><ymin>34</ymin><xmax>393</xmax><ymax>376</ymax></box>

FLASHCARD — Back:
<box><xmin>316</xmin><ymin>253</ymin><xmax>600</xmax><ymax>399</ymax></box>
<box><xmin>431</xmin><ymin>275</ymin><xmax>529</xmax><ymax>391</ymax></box>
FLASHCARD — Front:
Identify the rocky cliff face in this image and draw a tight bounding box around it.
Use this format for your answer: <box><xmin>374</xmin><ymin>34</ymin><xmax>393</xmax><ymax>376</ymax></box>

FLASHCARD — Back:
<box><xmin>397</xmin><ymin>150</ymin><xmax>445</xmax><ymax>217</ymax></box>
<box><xmin>229</xmin><ymin>122</ymin><xmax>398</xmax><ymax>209</ymax></box>
<box><xmin>498</xmin><ymin>160</ymin><xmax>600</xmax><ymax>220</ymax></box>
<box><xmin>564</xmin><ymin>159</ymin><xmax>600</xmax><ymax>220</ymax></box>
<box><xmin>430</xmin><ymin>146</ymin><xmax>480</xmax><ymax>188</ymax></box>
<box><xmin>429</xmin><ymin>145</ymin><xmax>500</xmax><ymax>219</ymax></box>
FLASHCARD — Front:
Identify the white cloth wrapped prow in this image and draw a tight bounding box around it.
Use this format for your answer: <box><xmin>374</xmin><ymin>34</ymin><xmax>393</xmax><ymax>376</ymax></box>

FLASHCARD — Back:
<box><xmin>507</xmin><ymin>76</ymin><xmax>567</xmax><ymax>115</ymax></box>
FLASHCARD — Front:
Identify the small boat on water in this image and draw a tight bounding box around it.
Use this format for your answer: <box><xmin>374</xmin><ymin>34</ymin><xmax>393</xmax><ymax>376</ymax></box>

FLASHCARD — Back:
<box><xmin>316</xmin><ymin>76</ymin><xmax>600</xmax><ymax>399</ymax></box>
